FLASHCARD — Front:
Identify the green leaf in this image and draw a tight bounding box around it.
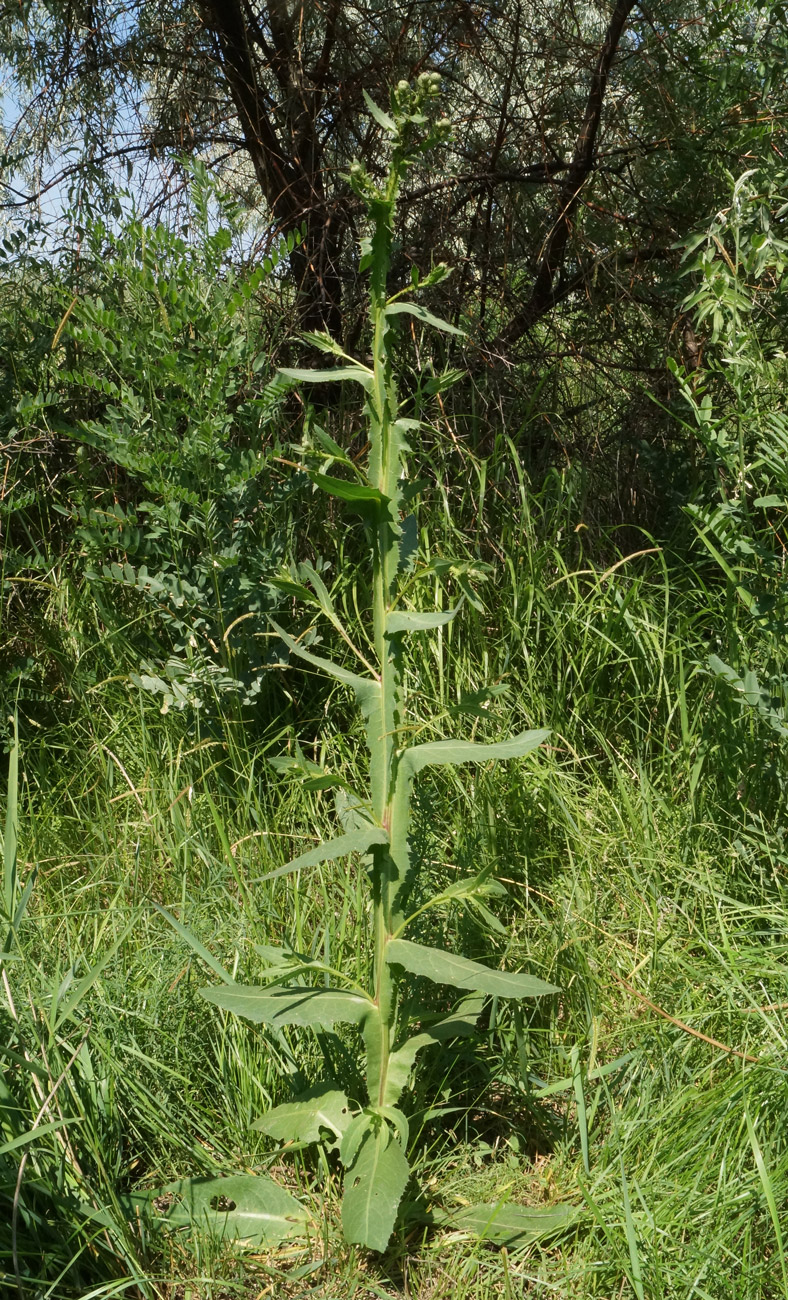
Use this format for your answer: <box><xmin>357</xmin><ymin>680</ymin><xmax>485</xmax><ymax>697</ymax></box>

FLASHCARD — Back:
<box><xmin>153</xmin><ymin>903</ymin><xmax>234</xmax><ymax>984</ymax></box>
<box><xmin>386</xmin><ymin>939</ymin><xmax>558</xmax><ymax>998</ymax></box>
<box><xmin>2</xmin><ymin>719</ymin><xmax>18</xmax><ymax>921</ymax></box>
<box><xmin>339</xmin><ymin>1110</ymin><xmax>376</xmax><ymax>1169</ymax></box>
<box><xmin>254</xmin><ymin>825</ymin><xmax>388</xmax><ymax>886</ymax></box>
<box><xmin>312</xmin><ymin>424</ymin><xmax>355</xmax><ymax>465</ymax></box>
<box><xmin>252</xmin><ymin>1086</ymin><xmax>352</xmax><ymax>1143</ymax></box>
<box><xmin>401</xmin><ymin>728</ymin><xmax>549</xmax><ymax>776</ymax></box>
<box><xmin>271</xmin><ymin>622</ymin><xmax>381</xmax><ymax>717</ymax></box>
<box><xmin>0</xmin><ymin>1118</ymin><xmax>80</xmax><ymax>1157</ymax></box>
<box><xmin>386</xmin><ymin>301</ymin><xmax>465</xmax><ymax>336</ymax></box>
<box><xmin>362</xmin><ymin>89</ymin><xmax>397</xmax><ymax>134</ymax></box>
<box><xmin>386</xmin><ymin>606</ymin><xmax>461</xmax><ymax>634</ymax></box>
<box><xmin>310</xmin><ymin>473</ymin><xmax>387</xmax><ymax>508</ymax></box>
<box><xmin>384</xmin><ymin>995</ymin><xmax>484</xmax><ymax>1105</ymax></box>
<box><xmin>436</xmin><ymin>1201</ymin><xmax>574</xmax><ymax>1248</ymax></box>
<box><xmin>278</xmin><ymin>365</ymin><xmax>373</xmax><ymax>390</ymax></box>
<box><xmin>299</xmin><ymin>330</ymin><xmax>349</xmax><ymax>358</ymax></box>
<box><xmin>199</xmin><ymin>984</ymin><xmax>373</xmax><ymax>1028</ymax></box>
<box><xmin>341</xmin><ymin>1126</ymin><xmax>410</xmax><ymax>1252</ymax></box>
<box><xmin>124</xmin><ymin>1174</ymin><xmax>309</xmax><ymax>1246</ymax></box>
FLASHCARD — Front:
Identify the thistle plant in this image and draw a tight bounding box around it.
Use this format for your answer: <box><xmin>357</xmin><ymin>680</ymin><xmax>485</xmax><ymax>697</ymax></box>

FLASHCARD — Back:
<box><xmin>200</xmin><ymin>77</ymin><xmax>558</xmax><ymax>1252</ymax></box>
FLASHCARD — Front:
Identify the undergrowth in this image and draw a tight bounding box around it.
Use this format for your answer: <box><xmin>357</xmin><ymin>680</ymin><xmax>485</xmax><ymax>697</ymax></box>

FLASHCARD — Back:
<box><xmin>4</xmin><ymin>448</ymin><xmax>788</xmax><ymax>1294</ymax></box>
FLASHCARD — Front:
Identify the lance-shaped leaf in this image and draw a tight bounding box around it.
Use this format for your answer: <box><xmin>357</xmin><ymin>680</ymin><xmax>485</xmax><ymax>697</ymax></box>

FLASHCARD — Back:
<box><xmin>200</xmin><ymin>984</ymin><xmax>373</xmax><ymax>1028</ymax></box>
<box><xmin>362</xmin><ymin>88</ymin><xmax>397</xmax><ymax>135</ymax></box>
<box><xmin>339</xmin><ymin>1110</ymin><xmax>376</xmax><ymax>1169</ymax></box>
<box><xmin>271</xmin><ymin>622</ymin><xmax>381</xmax><ymax>720</ymax></box>
<box><xmin>252</xmin><ymin>1086</ymin><xmax>352</xmax><ymax>1143</ymax></box>
<box><xmin>385</xmin><ymin>301</ymin><xmax>465</xmax><ymax>336</ymax></box>
<box><xmin>384</xmin><ymin>995</ymin><xmax>484</xmax><ymax>1105</ymax></box>
<box><xmin>310</xmin><ymin>473</ymin><xmax>388</xmax><ymax>510</ymax></box>
<box><xmin>278</xmin><ymin>365</ymin><xmax>373</xmax><ymax>390</ymax></box>
<box><xmin>122</xmin><ymin>1174</ymin><xmax>309</xmax><ymax>1246</ymax></box>
<box><xmin>434</xmin><ymin>1200</ymin><xmax>575</xmax><ymax>1248</ymax></box>
<box><xmin>386</xmin><ymin>939</ymin><xmax>558</xmax><ymax>999</ymax></box>
<box><xmin>255</xmin><ymin>825</ymin><xmax>388</xmax><ymax>886</ymax></box>
<box><xmin>401</xmin><ymin>728</ymin><xmax>550</xmax><ymax>777</ymax></box>
<box><xmin>386</xmin><ymin>606</ymin><xmax>462</xmax><ymax>635</ymax></box>
<box><xmin>341</xmin><ymin>1125</ymin><xmax>410</xmax><ymax>1252</ymax></box>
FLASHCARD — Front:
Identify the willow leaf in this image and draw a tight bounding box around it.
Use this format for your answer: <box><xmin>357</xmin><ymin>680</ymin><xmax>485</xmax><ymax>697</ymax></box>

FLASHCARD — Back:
<box><xmin>255</xmin><ymin>826</ymin><xmax>388</xmax><ymax>885</ymax></box>
<box><xmin>384</xmin><ymin>995</ymin><xmax>483</xmax><ymax>1105</ymax></box>
<box><xmin>362</xmin><ymin>89</ymin><xmax>397</xmax><ymax>135</ymax></box>
<box><xmin>123</xmin><ymin>1174</ymin><xmax>309</xmax><ymax>1246</ymax></box>
<box><xmin>310</xmin><ymin>473</ymin><xmax>387</xmax><ymax>508</ymax></box>
<box><xmin>252</xmin><ymin>1087</ymin><xmax>352</xmax><ymax>1143</ymax></box>
<box><xmin>436</xmin><ymin>1201</ymin><xmax>575</xmax><ymax>1248</ymax></box>
<box><xmin>271</xmin><ymin>622</ymin><xmax>381</xmax><ymax>718</ymax></box>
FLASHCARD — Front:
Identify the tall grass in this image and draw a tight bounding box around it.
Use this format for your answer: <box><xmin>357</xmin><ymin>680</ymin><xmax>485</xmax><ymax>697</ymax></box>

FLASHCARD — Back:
<box><xmin>3</xmin><ymin>421</ymin><xmax>788</xmax><ymax>1294</ymax></box>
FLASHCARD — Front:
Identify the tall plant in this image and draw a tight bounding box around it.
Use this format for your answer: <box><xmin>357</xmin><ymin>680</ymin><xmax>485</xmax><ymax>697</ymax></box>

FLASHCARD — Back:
<box><xmin>200</xmin><ymin>77</ymin><xmax>558</xmax><ymax>1252</ymax></box>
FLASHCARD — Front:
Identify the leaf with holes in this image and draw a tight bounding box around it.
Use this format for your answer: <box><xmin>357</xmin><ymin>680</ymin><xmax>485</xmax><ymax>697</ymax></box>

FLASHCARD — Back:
<box><xmin>253</xmin><ymin>1086</ymin><xmax>353</xmax><ymax>1143</ymax></box>
<box><xmin>341</xmin><ymin>1125</ymin><xmax>410</xmax><ymax>1252</ymax></box>
<box><xmin>123</xmin><ymin>1174</ymin><xmax>309</xmax><ymax>1246</ymax></box>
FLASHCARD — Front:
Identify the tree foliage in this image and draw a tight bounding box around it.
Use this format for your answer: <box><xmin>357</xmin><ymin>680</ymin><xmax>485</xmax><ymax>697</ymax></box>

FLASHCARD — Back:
<box><xmin>2</xmin><ymin>0</ymin><xmax>785</xmax><ymax>364</ymax></box>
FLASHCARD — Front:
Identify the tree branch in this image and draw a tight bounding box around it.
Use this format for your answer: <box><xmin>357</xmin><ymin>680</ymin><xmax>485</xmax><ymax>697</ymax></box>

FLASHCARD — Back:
<box><xmin>499</xmin><ymin>0</ymin><xmax>639</xmax><ymax>347</ymax></box>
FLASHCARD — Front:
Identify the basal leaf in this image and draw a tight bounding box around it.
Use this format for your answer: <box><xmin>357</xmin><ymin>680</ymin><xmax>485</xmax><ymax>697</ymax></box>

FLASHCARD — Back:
<box><xmin>386</xmin><ymin>939</ymin><xmax>558</xmax><ymax>998</ymax></box>
<box><xmin>277</xmin><ymin>365</ymin><xmax>373</xmax><ymax>389</ymax></box>
<box><xmin>341</xmin><ymin>1126</ymin><xmax>410</xmax><ymax>1252</ymax></box>
<box><xmin>199</xmin><ymin>984</ymin><xmax>373</xmax><ymax>1027</ymax></box>
<box><xmin>124</xmin><ymin>1174</ymin><xmax>309</xmax><ymax>1246</ymax></box>
<box><xmin>385</xmin><ymin>301</ymin><xmax>465</xmax><ymax>336</ymax></box>
<box><xmin>386</xmin><ymin>606</ymin><xmax>461</xmax><ymax>634</ymax></box>
<box><xmin>401</xmin><ymin>728</ymin><xmax>549</xmax><ymax>777</ymax></box>
<box><xmin>252</xmin><ymin>1086</ymin><xmax>352</xmax><ymax>1143</ymax></box>
<box><xmin>254</xmin><ymin>825</ymin><xmax>389</xmax><ymax>885</ymax></box>
<box><xmin>436</xmin><ymin>1200</ymin><xmax>575</xmax><ymax>1248</ymax></box>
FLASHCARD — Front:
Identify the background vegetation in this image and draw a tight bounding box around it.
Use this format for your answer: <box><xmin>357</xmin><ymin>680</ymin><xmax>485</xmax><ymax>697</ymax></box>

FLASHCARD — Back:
<box><xmin>3</xmin><ymin>1</ymin><xmax>788</xmax><ymax>1295</ymax></box>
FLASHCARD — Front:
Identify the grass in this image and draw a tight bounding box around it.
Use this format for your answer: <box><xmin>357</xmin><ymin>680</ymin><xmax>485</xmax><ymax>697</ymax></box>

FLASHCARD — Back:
<box><xmin>3</xmin><ymin>448</ymin><xmax>788</xmax><ymax>1296</ymax></box>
